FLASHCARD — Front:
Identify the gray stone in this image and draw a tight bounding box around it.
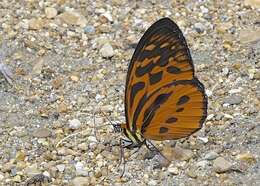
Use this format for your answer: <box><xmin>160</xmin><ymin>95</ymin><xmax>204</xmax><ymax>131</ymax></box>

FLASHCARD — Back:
<box><xmin>32</xmin><ymin>128</ymin><xmax>51</xmax><ymax>138</ymax></box>
<box><xmin>194</xmin><ymin>22</ymin><xmax>205</xmax><ymax>33</ymax></box>
<box><xmin>223</xmin><ymin>95</ymin><xmax>243</xmax><ymax>105</ymax></box>
<box><xmin>196</xmin><ymin>160</ymin><xmax>209</xmax><ymax>168</ymax></box>
<box><xmin>205</xmin><ymin>151</ymin><xmax>219</xmax><ymax>160</ymax></box>
<box><xmin>213</xmin><ymin>157</ymin><xmax>233</xmax><ymax>173</ymax></box>
<box><xmin>71</xmin><ymin>177</ymin><xmax>90</xmax><ymax>186</ymax></box>
<box><xmin>84</xmin><ymin>25</ymin><xmax>95</xmax><ymax>34</ymax></box>
<box><xmin>0</xmin><ymin>63</ymin><xmax>13</xmax><ymax>84</ymax></box>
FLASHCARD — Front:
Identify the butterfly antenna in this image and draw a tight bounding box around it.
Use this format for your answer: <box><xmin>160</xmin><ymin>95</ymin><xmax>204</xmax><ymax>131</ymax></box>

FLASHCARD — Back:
<box><xmin>93</xmin><ymin>110</ymin><xmax>117</xmax><ymax>130</ymax></box>
<box><xmin>99</xmin><ymin>110</ymin><xmax>123</xmax><ymax>133</ymax></box>
<box><xmin>100</xmin><ymin>110</ymin><xmax>114</xmax><ymax>126</ymax></box>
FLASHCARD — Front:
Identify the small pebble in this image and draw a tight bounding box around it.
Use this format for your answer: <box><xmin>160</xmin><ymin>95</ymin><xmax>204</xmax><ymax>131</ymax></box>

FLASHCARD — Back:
<box><xmin>69</xmin><ymin>119</ymin><xmax>82</xmax><ymax>130</ymax></box>
<box><xmin>28</xmin><ymin>18</ymin><xmax>44</xmax><ymax>30</ymax></box>
<box><xmin>10</xmin><ymin>167</ymin><xmax>17</xmax><ymax>176</ymax></box>
<box><xmin>148</xmin><ymin>180</ymin><xmax>157</xmax><ymax>186</ymax></box>
<box><xmin>222</xmin><ymin>67</ymin><xmax>229</xmax><ymax>76</ymax></box>
<box><xmin>205</xmin><ymin>151</ymin><xmax>219</xmax><ymax>160</ymax></box>
<box><xmin>101</xmin><ymin>12</ymin><xmax>113</xmax><ymax>22</ymax></box>
<box><xmin>100</xmin><ymin>43</ymin><xmax>114</xmax><ymax>58</ymax></box>
<box><xmin>56</xmin><ymin>164</ymin><xmax>65</xmax><ymax>172</ymax></box>
<box><xmin>59</xmin><ymin>11</ymin><xmax>87</xmax><ymax>27</ymax></box>
<box><xmin>187</xmin><ymin>168</ymin><xmax>197</xmax><ymax>178</ymax></box>
<box><xmin>84</xmin><ymin>25</ymin><xmax>95</xmax><ymax>34</ymax></box>
<box><xmin>194</xmin><ymin>22</ymin><xmax>205</xmax><ymax>33</ymax></box>
<box><xmin>45</xmin><ymin>7</ymin><xmax>57</xmax><ymax>19</ymax></box>
<box><xmin>236</xmin><ymin>152</ymin><xmax>256</xmax><ymax>164</ymax></box>
<box><xmin>198</xmin><ymin>137</ymin><xmax>209</xmax><ymax>144</ymax></box>
<box><xmin>0</xmin><ymin>174</ymin><xmax>4</xmax><ymax>181</ymax></box>
<box><xmin>207</xmin><ymin>114</ymin><xmax>214</xmax><ymax>120</ymax></box>
<box><xmin>71</xmin><ymin>177</ymin><xmax>90</xmax><ymax>186</ymax></box>
<box><xmin>32</xmin><ymin>128</ymin><xmax>51</xmax><ymax>138</ymax></box>
<box><xmin>223</xmin><ymin>95</ymin><xmax>243</xmax><ymax>105</ymax></box>
<box><xmin>213</xmin><ymin>157</ymin><xmax>233</xmax><ymax>173</ymax></box>
<box><xmin>0</xmin><ymin>63</ymin><xmax>13</xmax><ymax>84</ymax></box>
<box><xmin>87</xmin><ymin>136</ymin><xmax>97</xmax><ymax>143</ymax></box>
<box><xmin>196</xmin><ymin>160</ymin><xmax>209</xmax><ymax>168</ymax></box>
<box><xmin>24</xmin><ymin>164</ymin><xmax>42</xmax><ymax>177</ymax></box>
<box><xmin>168</xmin><ymin>166</ymin><xmax>179</xmax><ymax>175</ymax></box>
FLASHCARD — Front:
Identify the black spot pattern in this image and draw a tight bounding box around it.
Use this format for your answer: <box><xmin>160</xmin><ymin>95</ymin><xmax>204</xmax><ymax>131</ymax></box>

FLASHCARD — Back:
<box><xmin>130</xmin><ymin>82</ymin><xmax>145</xmax><ymax>107</ymax></box>
<box><xmin>159</xmin><ymin>127</ymin><xmax>168</xmax><ymax>133</ymax></box>
<box><xmin>141</xmin><ymin>92</ymin><xmax>172</xmax><ymax>131</ymax></box>
<box><xmin>149</xmin><ymin>71</ymin><xmax>163</xmax><ymax>85</ymax></box>
<box><xmin>132</xmin><ymin>93</ymin><xmax>148</xmax><ymax>131</ymax></box>
<box><xmin>166</xmin><ymin>117</ymin><xmax>178</xmax><ymax>123</ymax></box>
<box><xmin>167</xmin><ymin>66</ymin><xmax>181</xmax><ymax>74</ymax></box>
<box><xmin>154</xmin><ymin>93</ymin><xmax>172</xmax><ymax>105</ymax></box>
<box><xmin>136</xmin><ymin>62</ymin><xmax>154</xmax><ymax>77</ymax></box>
<box><xmin>176</xmin><ymin>107</ymin><xmax>184</xmax><ymax>112</ymax></box>
<box><xmin>177</xmin><ymin>95</ymin><xmax>190</xmax><ymax>105</ymax></box>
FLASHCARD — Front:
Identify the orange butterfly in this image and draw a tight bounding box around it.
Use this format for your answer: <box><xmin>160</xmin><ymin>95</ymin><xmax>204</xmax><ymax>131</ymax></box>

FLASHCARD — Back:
<box><xmin>114</xmin><ymin>17</ymin><xmax>207</xmax><ymax>167</ymax></box>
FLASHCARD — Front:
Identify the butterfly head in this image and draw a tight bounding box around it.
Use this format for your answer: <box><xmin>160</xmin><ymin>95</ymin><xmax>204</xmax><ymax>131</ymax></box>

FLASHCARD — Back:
<box><xmin>112</xmin><ymin>123</ymin><xmax>123</xmax><ymax>133</ymax></box>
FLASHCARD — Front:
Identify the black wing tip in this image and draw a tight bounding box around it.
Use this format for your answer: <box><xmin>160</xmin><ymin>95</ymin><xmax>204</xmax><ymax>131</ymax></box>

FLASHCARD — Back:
<box><xmin>155</xmin><ymin>17</ymin><xmax>174</xmax><ymax>23</ymax></box>
<box><xmin>148</xmin><ymin>17</ymin><xmax>182</xmax><ymax>32</ymax></box>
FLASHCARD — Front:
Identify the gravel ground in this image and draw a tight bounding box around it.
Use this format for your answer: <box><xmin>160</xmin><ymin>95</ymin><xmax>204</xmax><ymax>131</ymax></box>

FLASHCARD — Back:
<box><xmin>0</xmin><ymin>0</ymin><xmax>259</xmax><ymax>185</ymax></box>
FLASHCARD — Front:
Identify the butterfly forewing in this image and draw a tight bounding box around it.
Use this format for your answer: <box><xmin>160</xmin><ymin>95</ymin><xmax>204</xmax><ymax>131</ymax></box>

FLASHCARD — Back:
<box><xmin>125</xmin><ymin>18</ymin><xmax>195</xmax><ymax>132</ymax></box>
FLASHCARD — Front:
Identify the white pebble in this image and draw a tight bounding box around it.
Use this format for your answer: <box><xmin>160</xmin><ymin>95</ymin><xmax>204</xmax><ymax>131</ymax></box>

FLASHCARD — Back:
<box><xmin>207</xmin><ymin>114</ymin><xmax>214</xmax><ymax>120</ymax></box>
<box><xmin>100</xmin><ymin>43</ymin><xmax>114</xmax><ymax>58</ymax></box>
<box><xmin>75</xmin><ymin>162</ymin><xmax>84</xmax><ymax>171</ymax></box>
<box><xmin>45</xmin><ymin>7</ymin><xmax>57</xmax><ymax>19</ymax></box>
<box><xmin>206</xmin><ymin>89</ymin><xmax>213</xmax><ymax>97</ymax></box>
<box><xmin>148</xmin><ymin>180</ymin><xmax>157</xmax><ymax>186</ymax></box>
<box><xmin>88</xmin><ymin>136</ymin><xmax>97</xmax><ymax>143</ymax></box>
<box><xmin>168</xmin><ymin>167</ymin><xmax>179</xmax><ymax>175</ymax></box>
<box><xmin>69</xmin><ymin>119</ymin><xmax>81</xmax><ymax>129</ymax></box>
<box><xmin>228</xmin><ymin>88</ymin><xmax>242</xmax><ymax>94</ymax></box>
<box><xmin>56</xmin><ymin>164</ymin><xmax>65</xmax><ymax>172</ymax></box>
<box><xmin>101</xmin><ymin>12</ymin><xmax>113</xmax><ymax>22</ymax></box>
<box><xmin>198</xmin><ymin>137</ymin><xmax>209</xmax><ymax>144</ymax></box>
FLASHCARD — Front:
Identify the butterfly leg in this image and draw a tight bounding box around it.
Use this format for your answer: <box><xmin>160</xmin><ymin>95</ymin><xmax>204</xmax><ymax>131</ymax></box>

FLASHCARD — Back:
<box><xmin>145</xmin><ymin>140</ymin><xmax>170</xmax><ymax>163</ymax></box>
<box><xmin>118</xmin><ymin>138</ymin><xmax>126</xmax><ymax>177</ymax></box>
<box><xmin>130</xmin><ymin>145</ymin><xmax>142</xmax><ymax>157</ymax></box>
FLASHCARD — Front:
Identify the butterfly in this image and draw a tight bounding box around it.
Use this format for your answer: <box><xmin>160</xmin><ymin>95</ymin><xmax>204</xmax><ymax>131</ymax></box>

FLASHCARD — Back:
<box><xmin>113</xmin><ymin>17</ymin><xmax>207</xmax><ymax>172</ymax></box>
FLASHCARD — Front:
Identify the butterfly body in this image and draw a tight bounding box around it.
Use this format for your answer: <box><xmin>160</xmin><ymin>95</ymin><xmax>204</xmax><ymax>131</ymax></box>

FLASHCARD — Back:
<box><xmin>115</xmin><ymin>123</ymin><xmax>145</xmax><ymax>149</ymax></box>
<box><xmin>118</xmin><ymin>17</ymin><xmax>207</xmax><ymax>150</ymax></box>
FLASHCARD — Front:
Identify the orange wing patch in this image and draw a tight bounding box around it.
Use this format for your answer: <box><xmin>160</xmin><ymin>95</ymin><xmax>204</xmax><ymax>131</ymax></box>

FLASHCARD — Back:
<box><xmin>135</xmin><ymin>79</ymin><xmax>207</xmax><ymax>140</ymax></box>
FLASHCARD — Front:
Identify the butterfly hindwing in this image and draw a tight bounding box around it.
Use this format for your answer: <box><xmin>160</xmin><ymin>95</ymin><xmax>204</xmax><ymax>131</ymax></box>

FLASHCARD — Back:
<box><xmin>125</xmin><ymin>18</ymin><xmax>196</xmax><ymax>133</ymax></box>
<box><xmin>136</xmin><ymin>78</ymin><xmax>207</xmax><ymax>140</ymax></box>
